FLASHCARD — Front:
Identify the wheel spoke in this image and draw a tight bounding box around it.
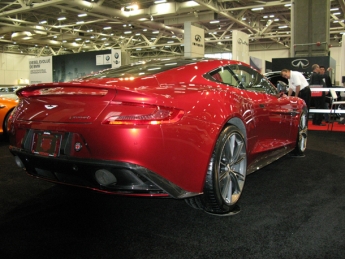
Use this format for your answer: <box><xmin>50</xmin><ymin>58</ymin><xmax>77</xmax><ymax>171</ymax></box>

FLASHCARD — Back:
<box><xmin>221</xmin><ymin>174</ymin><xmax>232</xmax><ymax>202</ymax></box>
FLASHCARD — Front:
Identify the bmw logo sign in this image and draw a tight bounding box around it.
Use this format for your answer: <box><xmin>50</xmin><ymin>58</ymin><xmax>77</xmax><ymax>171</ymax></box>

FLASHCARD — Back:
<box><xmin>105</xmin><ymin>55</ymin><xmax>110</xmax><ymax>61</ymax></box>
<box><xmin>74</xmin><ymin>142</ymin><xmax>82</xmax><ymax>152</ymax></box>
<box><xmin>114</xmin><ymin>53</ymin><xmax>119</xmax><ymax>59</ymax></box>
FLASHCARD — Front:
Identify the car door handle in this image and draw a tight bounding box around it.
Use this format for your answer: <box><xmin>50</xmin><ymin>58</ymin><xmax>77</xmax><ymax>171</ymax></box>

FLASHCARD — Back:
<box><xmin>259</xmin><ymin>104</ymin><xmax>265</xmax><ymax>108</ymax></box>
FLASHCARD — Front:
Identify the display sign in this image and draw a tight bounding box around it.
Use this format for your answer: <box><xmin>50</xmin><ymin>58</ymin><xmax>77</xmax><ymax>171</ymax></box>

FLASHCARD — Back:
<box><xmin>232</xmin><ymin>30</ymin><xmax>249</xmax><ymax>63</ymax></box>
<box><xmin>184</xmin><ymin>21</ymin><xmax>205</xmax><ymax>58</ymax></box>
<box><xmin>29</xmin><ymin>56</ymin><xmax>53</xmax><ymax>84</ymax></box>
<box><xmin>96</xmin><ymin>54</ymin><xmax>112</xmax><ymax>65</ymax></box>
<box><xmin>111</xmin><ymin>49</ymin><xmax>121</xmax><ymax>68</ymax></box>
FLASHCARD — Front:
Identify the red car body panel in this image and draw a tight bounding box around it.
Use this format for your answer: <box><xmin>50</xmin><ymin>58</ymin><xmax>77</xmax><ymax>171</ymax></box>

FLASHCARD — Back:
<box><xmin>8</xmin><ymin>59</ymin><xmax>306</xmax><ymax>197</ymax></box>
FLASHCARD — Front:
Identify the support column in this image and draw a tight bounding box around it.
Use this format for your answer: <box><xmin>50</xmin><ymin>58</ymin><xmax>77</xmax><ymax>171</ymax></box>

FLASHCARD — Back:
<box><xmin>340</xmin><ymin>34</ymin><xmax>345</xmax><ymax>85</ymax></box>
<box><xmin>292</xmin><ymin>0</ymin><xmax>330</xmax><ymax>57</ymax></box>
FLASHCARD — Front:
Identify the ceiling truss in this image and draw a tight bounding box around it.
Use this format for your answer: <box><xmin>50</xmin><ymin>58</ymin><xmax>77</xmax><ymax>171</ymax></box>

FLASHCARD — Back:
<box><xmin>0</xmin><ymin>0</ymin><xmax>343</xmax><ymax>59</ymax></box>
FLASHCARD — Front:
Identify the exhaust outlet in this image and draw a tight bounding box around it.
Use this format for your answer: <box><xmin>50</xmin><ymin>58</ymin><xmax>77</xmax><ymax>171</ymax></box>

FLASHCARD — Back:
<box><xmin>14</xmin><ymin>156</ymin><xmax>25</xmax><ymax>169</ymax></box>
<box><xmin>95</xmin><ymin>169</ymin><xmax>117</xmax><ymax>186</ymax></box>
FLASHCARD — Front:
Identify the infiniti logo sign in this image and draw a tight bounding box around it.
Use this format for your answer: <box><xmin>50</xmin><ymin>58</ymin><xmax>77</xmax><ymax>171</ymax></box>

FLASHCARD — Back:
<box><xmin>237</xmin><ymin>38</ymin><xmax>248</xmax><ymax>46</ymax></box>
<box><xmin>192</xmin><ymin>34</ymin><xmax>203</xmax><ymax>47</ymax></box>
<box><xmin>291</xmin><ymin>59</ymin><xmax>309</xmax><ymax>69</ymax></box>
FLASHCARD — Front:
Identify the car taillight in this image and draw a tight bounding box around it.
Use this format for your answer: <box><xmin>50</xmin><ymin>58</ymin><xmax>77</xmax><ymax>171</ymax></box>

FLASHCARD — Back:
<box><xmin>103</xmin><ymin>102</ymin><xmax>184</xmax><ymax>125</ymax></box>
<box><xmin>18</xmin><ymin>87</ymin><xmax>108</xmax><ymax>97</ymax></box>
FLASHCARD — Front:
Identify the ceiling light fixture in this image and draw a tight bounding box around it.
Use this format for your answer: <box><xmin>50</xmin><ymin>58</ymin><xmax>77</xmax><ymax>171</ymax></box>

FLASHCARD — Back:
<box><xmin>251</xmin><ymin>7</ymin><xmax>264</xmax><ymax>11</ymax></box>
<box><xmin>103</xmin><ymin>26</ymin><xmax>111</xmax><ymax>30</ymax></box>
<box><xmin>154</xmin><ymin>0</ymin><xmax>166</xmax><ymax>3</ymax></box>
<box><xmin>57</xmin><ymin>17</ymin><xmax>66</xmax><ymax>21</ymax></box>
<box><xmin>126</xmin><ymin>4</ymin><xmax>138</xmax><ymax>11</ymax></box>
<box><xmin>78</xmin><ymin>13</ymin><xmax>87</xmax><ymax>17</ymax></box>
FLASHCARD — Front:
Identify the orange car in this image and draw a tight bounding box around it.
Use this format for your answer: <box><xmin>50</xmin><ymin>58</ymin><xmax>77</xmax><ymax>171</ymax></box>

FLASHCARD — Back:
<box><xmin>0</xmin><ymin>94</ymin><xmax>18</xmax><ymax>135</ymax></box>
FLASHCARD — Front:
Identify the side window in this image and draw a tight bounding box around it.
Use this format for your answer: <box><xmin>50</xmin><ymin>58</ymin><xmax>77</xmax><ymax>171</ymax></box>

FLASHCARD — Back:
<box><xmin>208</xmin><ymin>67</ymin><xmax>238</xmax><ymax>86</ymax></box>
<box><xmin>206</xmin><ymin>65</ymin><xmax>278</xmax><ymax>96</ymax></box>
<box><xmin>228</xmin><ymin>65</ymin><xmax>278</xmax><ymax>95</ymax></box>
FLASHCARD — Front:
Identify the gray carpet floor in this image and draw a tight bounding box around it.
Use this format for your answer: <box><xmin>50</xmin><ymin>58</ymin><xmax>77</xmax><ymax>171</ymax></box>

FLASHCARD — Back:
<box><xmin>0</xmin><ymin>130</ymin><xmax>344</xmax><ymax>259</ymax></box>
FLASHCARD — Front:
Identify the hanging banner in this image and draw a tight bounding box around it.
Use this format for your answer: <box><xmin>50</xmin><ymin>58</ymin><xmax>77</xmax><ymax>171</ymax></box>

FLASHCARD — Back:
<box><xmin>112</xmin><ymin>49</ymin><xmax>121</xmax><ymax>68</ymax></box>
<box><xmin>184</xmin><ymin>21</ymin><xmax>205</xmax><ymax>58</ymax></box>
<box><xmin>232</xmin><ymin>30</ymin><xmax>249</xmax><ymax>63</ymax></box>
<box><xmin>29</xmin><ymin>56</ymin><xmax>53</xmax><ymax>84</ymax></box>
<box><xmin>96</xmin><ymin>53</ymin><xmax>112</xmax><ymax>65</ymax></box>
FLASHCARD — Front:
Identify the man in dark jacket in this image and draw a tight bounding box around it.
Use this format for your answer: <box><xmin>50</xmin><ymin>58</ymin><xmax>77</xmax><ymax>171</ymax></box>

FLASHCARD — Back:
<box><xmin>309</xmin><ymin>64</ymin><xmax>325</xmax><ymax>126</ymax></box>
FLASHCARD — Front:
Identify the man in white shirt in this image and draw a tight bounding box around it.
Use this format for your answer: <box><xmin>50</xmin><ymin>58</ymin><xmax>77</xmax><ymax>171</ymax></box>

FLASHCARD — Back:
<box><xmin>281</xmin><ymin>69</ymin><xmax>311</xmax><ymax>111</ymax></box>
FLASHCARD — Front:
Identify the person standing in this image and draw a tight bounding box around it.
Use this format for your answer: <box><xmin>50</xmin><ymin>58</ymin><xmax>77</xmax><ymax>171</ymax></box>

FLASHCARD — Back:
<box><xmin>281</xmin><ymin>68</ymin><xmax>311</xmax><ymax>111</ymax></box>
<box><xmin>309</xmin><ymin>64</ymin><xmax>326</xmax><ymax>126</ymax></box>
<box><xmin>319</xmin><ymin>65</ymin><xmax>332</xmax><ymax>122</ymax></box>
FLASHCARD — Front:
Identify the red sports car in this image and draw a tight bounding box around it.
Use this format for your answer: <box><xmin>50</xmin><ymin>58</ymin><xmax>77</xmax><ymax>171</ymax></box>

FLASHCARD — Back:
<box><xmin>8</xmin><ymin>58</ymin><xmax>308</xmax><ymax>215</ymax></box>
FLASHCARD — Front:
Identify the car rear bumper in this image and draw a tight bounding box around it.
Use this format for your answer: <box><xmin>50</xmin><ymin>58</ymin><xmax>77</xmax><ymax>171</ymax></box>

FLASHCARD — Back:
<box><xmin>9</xmin><ymin>145</ymin><xmax>200</xmax><ymax>199</ymax></box>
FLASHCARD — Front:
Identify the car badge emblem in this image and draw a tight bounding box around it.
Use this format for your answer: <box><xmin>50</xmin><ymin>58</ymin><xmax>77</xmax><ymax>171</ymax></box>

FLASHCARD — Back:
<box><xmin>237</xmin><ymin>38</ymin><xmax>248</xmax><ymax>46</ymax></box>
<box><xmin>291</xmin><ymin>59</ymin><xmax>309</xmax><ymax>69</ymax></box>
<box><xmin>74</xmin><ymin>142</ymin><xmax>82</xmax><ymax>152</ymax></box>
<box><xmin>44</xmin><ymin>104</ymin><xmax>58</xmax><ymax>109</ymax></box>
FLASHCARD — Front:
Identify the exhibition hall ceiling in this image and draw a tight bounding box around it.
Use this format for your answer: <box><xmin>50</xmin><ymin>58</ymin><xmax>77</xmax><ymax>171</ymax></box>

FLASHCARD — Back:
<box><xmin>0</xmin><ymin>0</ymin><xmax>344</xmax><ymax>58</ymax></box>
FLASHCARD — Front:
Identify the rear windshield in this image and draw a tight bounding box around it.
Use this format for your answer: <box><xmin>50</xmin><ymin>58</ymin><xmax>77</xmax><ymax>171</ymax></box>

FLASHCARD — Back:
<box><xmin>83</xmin><ymin>58</ymin><xmax>200</xmax><ymax>79</ymax></box>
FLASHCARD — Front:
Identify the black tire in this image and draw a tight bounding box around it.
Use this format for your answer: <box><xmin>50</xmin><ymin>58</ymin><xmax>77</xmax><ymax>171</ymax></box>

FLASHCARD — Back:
<box><xmin>294</xmin><ymin>108</ymin><xmax>308</xmax><ymax>154</ymax></box>
<box><xmin>2</xmin><ymin>109</ymin><xmax>13</xmax><ymax>137</ymax></box>
<box><xmin>185</xmin><ymin>125</ymin><xmax>247</xmax><ymax>215</ymax></box>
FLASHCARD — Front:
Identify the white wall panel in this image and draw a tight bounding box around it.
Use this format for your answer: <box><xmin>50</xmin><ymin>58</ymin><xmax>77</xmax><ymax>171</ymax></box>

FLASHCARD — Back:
<box><xmin>0</xmin><ymin>54</ymin><xmax>4</xmax><ymax>70</ymax></box>
<box><xmin>0</xmin><ymin>70</ymin><xmax>4</xmax><ymax>84</ymax></box>
<box><xmin>5</xmin><ymin>54</ymin><xmax>15</xmax><ymax>70</ymax></box>
<box><xmin>4</xmin><ymin>71</ymin><xmax>18</xmax><ymax>85</ymax></box>
<box><xmin>0</xmin><ymin>53</ymin><xmax>30</xmax><ymax>86</ymax></box>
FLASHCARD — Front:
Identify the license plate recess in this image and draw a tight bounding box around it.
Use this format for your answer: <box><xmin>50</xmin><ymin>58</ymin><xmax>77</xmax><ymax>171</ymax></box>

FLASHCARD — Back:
<box><xmin>31</xmin><ymin>131</ymin><xmax>62</xmax><ymax>157</ymax></box>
